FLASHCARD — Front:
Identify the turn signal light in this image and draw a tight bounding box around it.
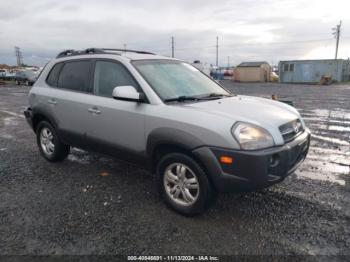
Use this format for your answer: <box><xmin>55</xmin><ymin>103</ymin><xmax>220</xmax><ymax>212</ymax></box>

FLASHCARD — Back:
<box><xmin>220</xmin><ymin>156</ymin><xmax>233</xmax><ymax>164</ymax></box>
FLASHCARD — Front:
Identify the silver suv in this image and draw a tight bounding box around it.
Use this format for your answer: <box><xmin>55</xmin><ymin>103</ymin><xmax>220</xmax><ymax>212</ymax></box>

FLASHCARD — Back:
<box><xmin>24</xmin><ymin>48</ymin><xmax>310</xmax><ymax>215</ymax></box>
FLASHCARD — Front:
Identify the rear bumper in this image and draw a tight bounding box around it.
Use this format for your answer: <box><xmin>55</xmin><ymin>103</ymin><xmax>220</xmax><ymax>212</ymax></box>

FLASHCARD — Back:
<box><xmin>24</xmin><ymin>107</ymin><xmax>34</xmax><ymax>129</ymax></box>
<box><xmin>192</xmin><ymin>129</ymin><xmax>311</xmax><ymax>192</ymax></box>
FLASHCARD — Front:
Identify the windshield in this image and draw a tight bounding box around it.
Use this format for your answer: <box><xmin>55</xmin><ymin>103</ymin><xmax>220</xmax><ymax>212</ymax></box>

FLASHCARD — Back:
<box><xmin>132</xmin><ymin>60</ymin><xmax>230</xmax><ymax>101</ymax></box>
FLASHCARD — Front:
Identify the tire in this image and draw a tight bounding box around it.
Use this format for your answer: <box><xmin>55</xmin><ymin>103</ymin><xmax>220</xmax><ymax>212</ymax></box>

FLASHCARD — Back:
<box><xmin>16</xmin><ymin>80</ymin><xmax>20</xmax><ymax>85</ymax></box>
<box><xmin>157</xmin><ymin>152</ymin><xmax>215</xmax><ymax>216</ymax></box>
<box><xmin>36</xmin><ymin>121</ymin><xmax>70</xmax><ymax>162</ymax></box>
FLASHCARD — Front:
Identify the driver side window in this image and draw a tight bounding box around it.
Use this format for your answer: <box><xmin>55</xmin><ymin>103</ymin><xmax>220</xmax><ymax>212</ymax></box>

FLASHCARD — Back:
<box><xmin>93</xmin><ymin>60</ymin><xmax>139</xmax><ymax>97</ymax></box>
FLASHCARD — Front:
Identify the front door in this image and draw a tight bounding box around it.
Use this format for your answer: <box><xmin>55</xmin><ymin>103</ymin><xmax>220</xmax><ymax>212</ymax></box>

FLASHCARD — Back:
<box><xmin>85</xmin><ymin>59</ymin><xmax>146</xmax><ymax>160</ymax></box>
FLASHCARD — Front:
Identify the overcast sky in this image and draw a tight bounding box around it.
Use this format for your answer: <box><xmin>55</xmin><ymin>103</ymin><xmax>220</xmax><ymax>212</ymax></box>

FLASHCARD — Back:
<box><xmin>0</xmin><ymin>0</ymin><xmax>349</xmax><ymax>66</ymax></box>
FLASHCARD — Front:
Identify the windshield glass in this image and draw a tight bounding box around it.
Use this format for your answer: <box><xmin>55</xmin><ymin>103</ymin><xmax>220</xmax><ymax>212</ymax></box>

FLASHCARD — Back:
<box><xmin>132</xmin><ymin>60</ymin><xmax>229</xmax><ymax>100</ymax></box>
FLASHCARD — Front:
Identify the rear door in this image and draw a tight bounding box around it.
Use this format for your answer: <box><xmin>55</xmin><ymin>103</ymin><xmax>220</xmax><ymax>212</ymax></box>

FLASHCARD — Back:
<box><xmin>85</xmin><ymin>59</ymin><xmax>146</xmax><ymax>158</ymax></box>
<box><xmin>45</xmin><ymin>59</ymin><xmax>95</xmax><ymax>146</ymax></box>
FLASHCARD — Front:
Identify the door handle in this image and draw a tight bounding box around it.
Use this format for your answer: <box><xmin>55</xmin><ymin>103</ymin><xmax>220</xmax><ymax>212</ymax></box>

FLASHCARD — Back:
<box><xmin>48</xmin><ymin>99</ymin><xmax>57</xmax><ymax>105</ymax></box>
<box><xmin>88</xmin><ymin>107</ymin><xmax>101</xmax><ymax>114</ymax></box>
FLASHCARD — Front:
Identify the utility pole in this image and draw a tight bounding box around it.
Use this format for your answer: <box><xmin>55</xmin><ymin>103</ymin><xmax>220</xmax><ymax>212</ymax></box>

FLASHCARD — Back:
<box><xmin>332</xmin><ymin>21</ymin><xmax>342</xmax><ymax>59</ymax></box>
<box><xmin>171</xmin><ymin>36</ymin><xmax>174</xmax><ymax>58</ymax></box>
<box><xmin>216</xmin><ymin>36</ymin><xmax>219</xmax><ymax>67</ymax></box>
<box><xmin>227</xmin><ymin>56</ymin><xmax>230</xmax><ymax>67</ymax></box>
<box><xmin>14</xmin><ymin>46</ymin><xmax>23</xmax><ymax>67</ymax></box>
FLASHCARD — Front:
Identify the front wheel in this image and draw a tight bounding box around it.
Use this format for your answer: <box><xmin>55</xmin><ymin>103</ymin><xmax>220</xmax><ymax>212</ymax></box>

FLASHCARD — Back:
<box><xmin>157</xmin><ymin>153</ymin><xmax>215</xmax><ymax>216</ymax></box>
<box><xmin>36</xmin><ymin>121</ymin><xmax>70</xmax><ymax>162</ymax></box>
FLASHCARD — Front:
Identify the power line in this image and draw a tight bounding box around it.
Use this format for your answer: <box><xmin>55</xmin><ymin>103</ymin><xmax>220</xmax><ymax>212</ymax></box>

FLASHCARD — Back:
<box><xmin>101</xmin><ymin>35</ymin><xmax>343</xmax><ymax>55</ymax></box>
<box><xmin>11</xmin><ymin>33</ymin><xmax>348</xmax><ymax>67</ymax></box>
<box><xmin>167</xmin><ymin>37</ymin><xmax>333</xmax><ymax>52</ymax></box>
<box><xmin>172</xmin><ymin>45</ymin><xmax>215</xmax><ymax>51</ymax></box>
<box><xmin>219</xmin><ymin>37</ymin><xmax>333</xmax><ymax>49</ymax></box>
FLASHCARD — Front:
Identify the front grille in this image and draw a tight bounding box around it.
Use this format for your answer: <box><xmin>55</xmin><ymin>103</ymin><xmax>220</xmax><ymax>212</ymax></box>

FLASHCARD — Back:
<box><xmin>279</xmin><ymin>119</ymin><xmax>303</xmax><ymax>143</ymax></box>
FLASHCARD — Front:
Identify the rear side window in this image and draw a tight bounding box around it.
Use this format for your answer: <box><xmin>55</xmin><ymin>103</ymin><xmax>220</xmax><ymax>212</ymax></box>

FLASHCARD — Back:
<box><xmin>46</xmin><ymin>63</ymin><xmax>63</xmax><ymax>87</ymax></box>
<box><xmin>93</xmin><ymin>61</ymin><xmax>139</xmax><ymax>97</ymax></box>
<box><xmin>58</xmin><ymin>61</ymin><xmax>92</xmax><ymax>93</ymax></box>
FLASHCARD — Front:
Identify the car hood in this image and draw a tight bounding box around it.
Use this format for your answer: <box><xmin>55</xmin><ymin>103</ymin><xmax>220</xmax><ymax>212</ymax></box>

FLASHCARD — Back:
<box><xmin>181</xmin><ymin>95</ymin><xmax>302</xmax><ymax>144</ymax></box>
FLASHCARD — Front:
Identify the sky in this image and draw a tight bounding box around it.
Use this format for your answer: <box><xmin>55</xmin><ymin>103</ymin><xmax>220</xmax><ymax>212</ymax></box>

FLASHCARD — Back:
<box><xmin>0</xmin><ymin>0</ymin><xmax>349</xmax><ymax>66</ymax></box>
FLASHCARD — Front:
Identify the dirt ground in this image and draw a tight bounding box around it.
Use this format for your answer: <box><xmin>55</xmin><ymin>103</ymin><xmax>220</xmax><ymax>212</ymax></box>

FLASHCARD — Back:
<box><xmin>0</xmin><ymin>81</ymin><xmax>349</xmax><ymax>258</ymax></box>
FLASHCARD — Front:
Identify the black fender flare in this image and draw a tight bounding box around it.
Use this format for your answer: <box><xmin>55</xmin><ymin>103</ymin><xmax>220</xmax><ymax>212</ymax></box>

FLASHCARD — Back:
<box><xmin>146</xmin><ymin>127</ymin><xmax>205</xmax><ymax>159</ymax></box>
<box><xmin>31</xmin><ymin>107</ymin><xmax>60</xmax><ymax>133</ymax></box>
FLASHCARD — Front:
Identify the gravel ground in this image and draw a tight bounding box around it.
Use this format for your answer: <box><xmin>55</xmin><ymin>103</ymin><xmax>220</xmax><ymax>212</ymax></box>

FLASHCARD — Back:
<box><xmin>0</xmin><ymin>82</ymin><xmax>349</xmax><ymax>257</ymax></box>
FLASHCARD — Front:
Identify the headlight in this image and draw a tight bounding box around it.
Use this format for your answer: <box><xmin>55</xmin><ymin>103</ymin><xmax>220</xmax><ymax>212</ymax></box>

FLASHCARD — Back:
<box><xmin>232</xmin><ymin>122</ymin><xmax>274</xmax><ymax>150</ymax></box>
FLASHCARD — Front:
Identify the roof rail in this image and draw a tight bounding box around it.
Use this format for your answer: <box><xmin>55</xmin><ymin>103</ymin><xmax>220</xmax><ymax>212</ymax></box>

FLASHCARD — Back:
<box><xmin>85</xmin><ymin>48</ymin><xmax>105</xmax><ymax>54</ymax></box>
<box><xmin>101</xmin><ymin>48</ymin><xmax>155</xmax><ymax>55</ymax></box>
<box><xmin>56</xmin><ymin>49</ymin><xmax>76</xmax><ymax>58</ymax></box>
<box><xmin>56</xmin><ymin>48</ymin><xmax>155</xmax><ymax>58</ymax></box>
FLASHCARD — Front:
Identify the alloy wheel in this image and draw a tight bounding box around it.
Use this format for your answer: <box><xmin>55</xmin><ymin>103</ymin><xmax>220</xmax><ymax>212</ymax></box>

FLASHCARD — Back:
<box><xmin>163</xmin><ymin>163</ymin><xmax>200</xmax><ymax>206</ymax></box>
<box><xmin>40</xmin><ymin>127</ymin><xmax>55</xmax><ymax>155</ymax></box>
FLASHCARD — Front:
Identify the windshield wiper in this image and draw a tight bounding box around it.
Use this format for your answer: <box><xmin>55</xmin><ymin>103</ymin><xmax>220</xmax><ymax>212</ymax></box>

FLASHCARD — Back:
<box><xmin>199</xmin><ymin>93</ymin><xmax>233</xmax><ymax>99</ymax></box>
<box><xmin>164</xmin><ymin>93</ymin><xmax>233</xmax><ymax>103</ymax></box>
<box><xmin>163</xmin><ymin>95</ymin><xmax>199</xmax><ymax>102</ymax></box>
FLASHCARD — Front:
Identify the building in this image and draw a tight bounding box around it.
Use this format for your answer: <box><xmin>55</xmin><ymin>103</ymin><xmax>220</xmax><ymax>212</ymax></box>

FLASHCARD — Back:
<box><xmin>234</xmin><ymin>61</ymin><xmax>271</xmax><ymax>82</ymax></box>
<box><xmin>279</xmin><ymin>59</ymin><xmax>350</xmax><ymax>83</ymax></box>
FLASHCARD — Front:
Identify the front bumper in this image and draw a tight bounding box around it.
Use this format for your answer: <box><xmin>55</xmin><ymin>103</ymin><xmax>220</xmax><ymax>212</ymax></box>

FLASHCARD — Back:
<box><xmin>24</xmin><ymin>107</ymin><xmax>34</xmax><ymax>129</ymax></box>
<box><xmin>192</xmin><ymin>129</ymin><xmax>310</xmax><ymax>192</ymax></box>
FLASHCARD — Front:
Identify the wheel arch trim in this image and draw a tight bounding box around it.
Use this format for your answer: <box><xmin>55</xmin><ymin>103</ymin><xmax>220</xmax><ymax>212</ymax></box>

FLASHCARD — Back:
<box><xmin>147</xmin><ymin>127</ymin><xmax>204</xmax><ymax>156</ymax></box>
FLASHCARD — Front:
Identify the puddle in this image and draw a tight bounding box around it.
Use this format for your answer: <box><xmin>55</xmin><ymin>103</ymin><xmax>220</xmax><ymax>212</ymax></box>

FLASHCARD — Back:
<box><xmin>0</xmin><ymin>110</ymin><xmax>25</xmax><ymax>119</ymax></box>
<box><xmin>330</xmin><ymin>155</ymin><xmax>350</xmax><ymax>166</ymax></box>
<box><xmin>296</xmin><ymin>169</ymin><xmax>345</xmax><ymax>186</ymax></box>
<box><xmin>296</xmin><ymin>107</ymin><xmax>350</xmax><ymax>185</ymax></box>
<box><xmin>309</xmin><ymin>109</ymin><xmax>331</xmax><ymax>118</ymax></box>
<box><xmin>72</xmin><ymin>148</ymin><xmax>87</xmax><ymax>153</ymax></box>
<box><xmin>10</xmin><ymin>92</ymin><xmax>26</xmax><ymax>97</ymax></box>
<box><xmin>68</xmin><ymin>148</ymin><xmax>114</xmax><ymax>165</ymax></box>
<box><xmin>0</xmin><ymin>134</ymin><xmax>12</xmax><ymax>139</ymax></box>
<box><xmin>302</xmin><ymin>158</ymin><xmax>349</xmax><ymax>174</ymax></box>
<box><xmin>3</xmin><ymin>117</ymin><xmax>19</xmax><ymax>127</ymax></box>
<box><xmin>331</xmin><ymin>109</ymin><xmax>350</xmax><ymax>119</ymax></box>
<box><xmin>311</xmin><ymin>134</ymin><xmax>349</xmax><ymax>146</ymax></box>
<box><xmin>0</xmin><ymin>110</ymin><xmax>26</xmax><ymax>139</ymax></box>
<box><xmin>303</xmin><ymin>117</ymin><xmax>350</xmax><ymax>125</ymax></box>
<box><xmin>328</xmin><ymin>125</ymin><xmax>350</xmax><ymax>132</ymax></box>
<box><xmin>0</xmin><ymin>115</ymin><xmax>18</xmax><ymax>139</ymax></box>
<box><xmin>68</xmin><ymin>154</ymin><xmax>92</xmax><ymax>165</ymax></box>
<box><xmin>297</xmin><ymin>157</ymin><xmax>347</xmax><ymax>186</ymax></box>
<box><xmin>309</xmin><ymin>147</ymin><xmax>350</xmax><ymax>165</ymax></box>
<box><xmin>302</xmin><ymin>108</ymin><xmax>350</xmax><ymax>123</ymax></box>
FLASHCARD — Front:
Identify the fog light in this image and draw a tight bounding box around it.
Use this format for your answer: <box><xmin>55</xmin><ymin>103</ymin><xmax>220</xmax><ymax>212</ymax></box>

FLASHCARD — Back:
<box><xmin>220</xmin><ymin>156</ymin><xmax>233</xmax><ymax>164</ymax></box>
<box><xmin>270</xmin><ymin>154</ymin><xmax>279</xmax><ymax>167</ymax></box>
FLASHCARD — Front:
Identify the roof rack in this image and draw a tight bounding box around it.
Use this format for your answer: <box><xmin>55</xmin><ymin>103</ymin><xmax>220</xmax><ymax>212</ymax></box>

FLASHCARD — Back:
<box><xmin>56</xmin><ymin>48</ymin><xmax>155</xmax><ymax>58</ymax></box>
<box><xmin>101</xmin><ymin>48</ymin><xmax>155</xmax><ymax>55</ymax></box>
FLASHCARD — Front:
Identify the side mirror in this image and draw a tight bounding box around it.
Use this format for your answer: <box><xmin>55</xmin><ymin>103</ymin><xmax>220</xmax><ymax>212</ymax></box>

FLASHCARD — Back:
<box><xmin>112</xmin><ymin>86</ymin><xmax>145</xmax><ymax>102</ymax></box>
